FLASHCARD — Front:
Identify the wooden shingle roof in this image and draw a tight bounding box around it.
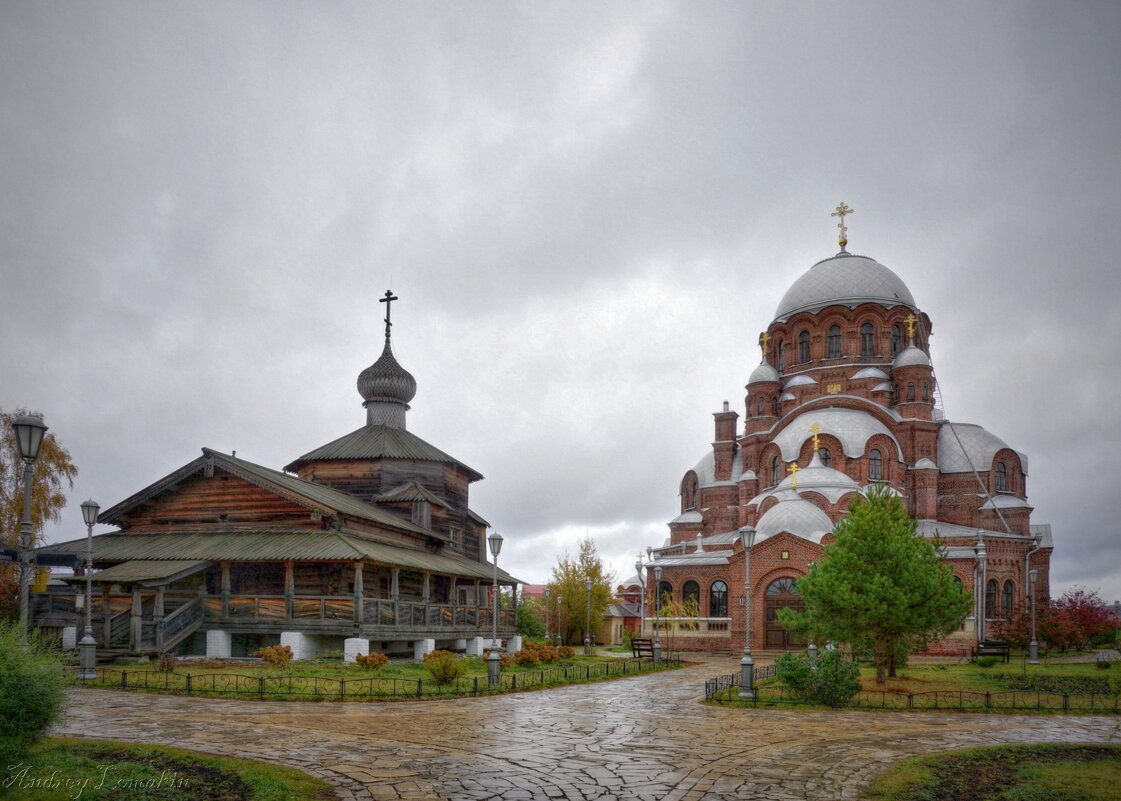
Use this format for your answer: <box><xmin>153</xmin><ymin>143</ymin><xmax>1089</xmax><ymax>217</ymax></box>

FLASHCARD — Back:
<box><xmin>284</xmin><ymin>425</ymin><xmax>483</xmax><ymax>481</ymax></box>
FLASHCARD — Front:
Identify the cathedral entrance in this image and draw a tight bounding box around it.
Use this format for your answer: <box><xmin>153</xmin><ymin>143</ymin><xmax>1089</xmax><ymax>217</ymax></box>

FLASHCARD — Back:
<box><xmin>764</xmin><ymin>577</ymin><xmax>806</xmax><ymax>649</ymax></box>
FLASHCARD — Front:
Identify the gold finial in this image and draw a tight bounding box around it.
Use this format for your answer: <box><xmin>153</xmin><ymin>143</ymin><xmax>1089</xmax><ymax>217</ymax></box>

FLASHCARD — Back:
<box><xmin>831</xmin><ymin>202</ymin><xmax>854</xmax><ymax>250</ymax></box>
<box><xmin>809</xmin><ymin>422</ymin><xmax>823</xmax><ymax>452</ymax></box>
<box><xmin>759</xmin><ymin>331</ymin><xmax>772</xmax><ymax>357</ymax></box>
<box><xmin>787</xmin><ymin>461</ymin><xmax>801</xmax><ymax>491</ymax></box>
<box><xmin>904</xmin><ymin>313</ymin><xmax>918</xmax><ymax>343</ymax></box>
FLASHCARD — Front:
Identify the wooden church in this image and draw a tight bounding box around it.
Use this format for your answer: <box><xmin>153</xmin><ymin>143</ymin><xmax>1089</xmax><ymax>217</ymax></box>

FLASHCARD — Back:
<box><xmin>32</xmin><ymin>292</ymin><xmax>519</xmax><ymax>659</ymax></box>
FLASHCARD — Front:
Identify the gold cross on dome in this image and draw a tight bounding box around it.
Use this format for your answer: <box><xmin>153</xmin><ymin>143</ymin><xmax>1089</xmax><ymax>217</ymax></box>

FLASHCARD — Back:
<box><xmin>831</xmin><ymin>202</ymin><xmax>854</xmax><ymax>250</ymax></box>
<box><xmin>808</xmin><ymin>422</ymin><xmax>823</xmax><ymax>451</ymax></box>
<box><xmin>787</xmin><ymin>461</ymin><xmax>801</xmax><ymax>491</ymax></box>
<box><xmin>759</xmin><ymin>331</ymin><xmax>772</xmax><ymax>357</ymax></box>
<box><xmin>904</xmin><ymin>313</ymin><xmax>918</xmax><ymax>342</ymax></box>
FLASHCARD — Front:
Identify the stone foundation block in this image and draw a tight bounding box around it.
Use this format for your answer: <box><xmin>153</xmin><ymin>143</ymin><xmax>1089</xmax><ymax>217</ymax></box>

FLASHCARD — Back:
<box><xmin>344</xmin><ymin>637</ymin><xmax>370</xmax><ymax>663</ymax></box>
<box><xmin>61</xmin><ymin>626</ymin><xmax>77</xmax><ymax>650</ymax></box>
<box><xmin>280</xmin><ymin>631</ymin><xmax>318</xmax><ymax>661</ymax></box>
<box><xmin>506</xmin><ymin>635</ymin><xmax>523</xmax><ymax>655</ymax></box>
<box><xmin>465</xmin><ymin>637</ymin><xmax>484</xmax><ymax>656</ymax></box>
<box><xmin>206</xmin><ymin>629</ymin><xmax>232</xmax><ymax>659</ymax></box>
<box><xmin>413</xmin><ymin>638</ymin><xmax>435</xmax><ymax>660</ymax></box>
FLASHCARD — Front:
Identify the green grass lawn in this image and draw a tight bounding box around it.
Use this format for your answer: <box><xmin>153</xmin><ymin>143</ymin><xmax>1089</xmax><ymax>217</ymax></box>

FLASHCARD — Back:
<box><xmin>0</xmin><ymin>737</ymin><xmax>332</xmax><ymax>801</ymax></box>
<box><xmin>710</xmin><ymin>659</ymin><xmax>1120</xmax><ymax>712</ymax></box>
<box><xmin>861</xmin><ymin>743</ymin><xmax>1121</xmax><ymax>800</ymax></box>
<box><xmin>80</xmin><ymin>653</ymin><xmax>676</xmax><ymax>700</ymax></box>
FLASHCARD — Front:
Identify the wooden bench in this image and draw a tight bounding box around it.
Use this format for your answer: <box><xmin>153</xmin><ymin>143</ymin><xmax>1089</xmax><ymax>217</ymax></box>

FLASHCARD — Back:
<box><xmin>631</xmin><ymin>638</ymin><xmax>655</xmax><ymax>659</ymax></box>
<box><xmin>975</xmin><ymin>641</ymin><xmax>1011</xmax><ymax>663</ymax></box>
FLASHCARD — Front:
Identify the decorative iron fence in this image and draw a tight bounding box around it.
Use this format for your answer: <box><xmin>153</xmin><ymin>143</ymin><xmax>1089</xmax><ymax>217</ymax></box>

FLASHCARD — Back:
<box><xmin>703</xmin><ymin>673</ymin><xmax>1121</xmax><ymax>713</ymax></box>
<box><xmin>73</xmin><ymin>657</ymin><xmax>681</xmax><ymax>701</ymax></box>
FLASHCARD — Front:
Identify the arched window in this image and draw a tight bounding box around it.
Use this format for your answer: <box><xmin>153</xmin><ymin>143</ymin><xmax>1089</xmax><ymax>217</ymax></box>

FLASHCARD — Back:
<box><xmin>771</xmin><ymin>455</ymin><xmax>782</xmax><ymax>487</ymax></box>
<box><xmin>860</xmin><ymin>323</ymin><xmax>875</xmax><ymax>356</ymax></box>
<box><xmin>682</xmin><ymin>475</ymin><xmax>699</xmax><ymax>510</ymax></box>
<box><xmin>772</xmin><ymin>397</ymin><xmax>780</xmax><ymax>416</ymax></box>
<box><xmin>985</xmin><ymin>579</ymin><xmax>998</xmax><ymax>618</ymax></box>
<box><xmin>757</xmin><ymin>396</ymin><xmax>766</xmax><ymax>416</ymax></box>
<box><xmin>995</xmin><ymin>463</ymin><xmax>1008</xmax><ymax>492</ymax></box>
<box><xmin>907</xmin><ymin>382</ymin><xmax>915</xmax><ymax>401</ymax></box>
<box><xmin>775</xmin><ymin>340</ymin><xmax>785</xmax><ymax>372</ymax></box>
<box><xmin>922</xmin><ymin>382</ymin><xmax>930</xmax><ymax>401</ymax></box>
<box><xmin>818</xmin><ymin>448</ymin><xmax>831</xmax><ymax>467</ymax></box>
<box><xmin>682</xmin><ymin>580</ymin><xmax>700</xmax><ymax>609</ymax></box>
<box><xmin>869</xmin><ymin>449</ymin><xmax>883</xmax><ymax>481</ymax></box>
<box><xmin>709</xmin><ymin>581</ymin><xmax>728</xmax><ymax>617</ymax></box>
<box><xmin>798</xmin><ymin>330</ymin><xmax>811</xmax><ymax>363</ymax></box>
<box><xmin>657</xmin><ymin>581</ymin><xmax>673</xmax><ymax>612</ymax></box>
<box><xmin>1002</xmin><ymin>580</ymin><xmax>1014</xmax><ymax>616</ymax></box>
<box><xmin>827</xmin><ymin>325</ymin><xmax>841</xmax><ymax>358</ymax></box>
<box><xmin>767</xmin><ymin>577</ymin><xmax>800</xmax><ymax>596</ymax></box>
<box><xmin>891</xmin><ymin>325</ymin><xmax>902</xmax><ymax>356</ymax></box>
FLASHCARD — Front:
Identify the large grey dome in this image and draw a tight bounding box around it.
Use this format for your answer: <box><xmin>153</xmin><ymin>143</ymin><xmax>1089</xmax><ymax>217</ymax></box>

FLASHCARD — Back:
<box><xmin>358</xmin><ymin>343</ymin><xmax>417</xmax><ymax>406</ymax></box>
<box><xmin>775</xmin><ymin>253</ymin><xmax>916</xmax><ymax>321</ymax></box>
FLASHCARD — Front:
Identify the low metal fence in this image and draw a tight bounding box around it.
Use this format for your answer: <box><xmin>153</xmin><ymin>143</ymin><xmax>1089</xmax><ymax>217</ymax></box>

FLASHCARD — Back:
<box><xmin>703</xmin><ymin>672</ymin><xmax>1121</xmax><ymax>713</ymax></box>
<box><xmin>74</xmin><ymin>657</ymin><xmax>680</xmax><ymax>701</ymax></box>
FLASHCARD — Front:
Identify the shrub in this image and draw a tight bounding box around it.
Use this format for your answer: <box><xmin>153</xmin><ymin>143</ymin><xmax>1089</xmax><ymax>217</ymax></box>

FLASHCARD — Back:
<box><xmin>0</xmin><ymin>622</ymin><xmax>69</xmax><ymax>765</ymax></box>
<box><xmin>976</xmin><ymin>656</ymin><xmax>999</xmax><ymax>668</ymax></box>
<box><xmin>514</xmin><ymin>648</ymin><xmax>539</xmax><ymax>667</ymax></box>
<box><xmin>538</xmin><ymin>645</ymin><xmax>560</xmax><ymax>664</ymax></box>
<box><xmin>354</xmin><ymin>652</ymin><xmax>389</xmax><ymax>671</ymax></box>
<box><xmin>423</xmin><ymin>650</ymin><xmax>466</xmax><ymax>685</ymax></box>
<box><xmin>498</xmin><ymin>653</ymin><xmax>512</xmax><ymax>671</ymax></box>
<box><xmin>156</xmin><ymin>651</ymin><xmax>177</xmax><ymax>673</ymax></box>
<box><xmin>558</xmin><ymin>645</ymin><xmax>575</xmax><ymax>659</ymax></box>
<box><xmin>775</xmin><ymin>649</ymin><xmax>861</xmax><ymax>708</ymax></box>
<box><xmin>1095</xmin><ymin>659</ymin><xmax>1112</xmax><ymax>670</ymax></box>
<box><xmin>254</xmin><ymin>644</ymin><xmax>293</xmax><ymax>667</ymax></box>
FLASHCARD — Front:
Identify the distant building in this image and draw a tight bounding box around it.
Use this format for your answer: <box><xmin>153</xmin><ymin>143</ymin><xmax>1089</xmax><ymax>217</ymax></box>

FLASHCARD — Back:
<box><xmin>642</xmin><ymin>207</ymin><xmax>1053</xmax><ymax>652</ymax></box>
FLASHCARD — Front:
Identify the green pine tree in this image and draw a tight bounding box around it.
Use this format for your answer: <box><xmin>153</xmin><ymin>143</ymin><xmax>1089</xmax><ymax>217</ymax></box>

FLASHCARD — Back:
<box><xmin>778</xmin><ymin>485</ymin><xmax>972</xmax><ymax>685</ymax></box>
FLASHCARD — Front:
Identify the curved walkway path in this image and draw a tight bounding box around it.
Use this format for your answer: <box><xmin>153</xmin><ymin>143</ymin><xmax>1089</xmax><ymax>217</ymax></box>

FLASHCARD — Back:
<box><xmin>56</xmin><ymin>658</ymin><xmax>1120</xmax><ymax>801</ymax></box>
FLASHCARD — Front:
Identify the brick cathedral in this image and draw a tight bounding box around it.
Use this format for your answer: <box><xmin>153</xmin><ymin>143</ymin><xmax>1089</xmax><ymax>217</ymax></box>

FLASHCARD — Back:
<box><xmin>633</xmin><ymin>205</ymin><xmax>1053</xmax><ymax>652</ymax></box>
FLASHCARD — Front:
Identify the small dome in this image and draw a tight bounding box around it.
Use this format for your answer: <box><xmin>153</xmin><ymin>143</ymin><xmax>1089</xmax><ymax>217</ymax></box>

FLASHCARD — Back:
<box><xmin>774</xmin><ymin>452</ymin><xmax>860</xmax><ymax>503</ymax></box>
<box><xmin>872</xmin><ymin>381</ymin><xmax>893</xmax><ymax>393</ymax></box>
<box><xmin>755</xmin><ymin>496</ymin><xmax>834</xmax><ymax>544</ymax></box>
<box><xmin>358</xmin><ymin>343</ymin><xmax>417</xmax><ymax>405</ymax></box>
<box><xmin>893</xmin><ymin>346</ymin><xmax>931</xmax><ymax>369</ymax></box>
<box><xmin>784</xmin><ymin>374</ymin><xmax>816</xmax><ymax>388</ymax></box>
<box><xmin>852</xmin><ymin>367</ymin><xmax>889</xmax><ymax>380</ymax></box>
<box><xmin>748</xmin><ymin>361</ymin><xmax>781</xmax><ymax>384</ymax></box>
<box><xmin>775</xmin><ymin>253</ymin><xmax>916</xmax><ymax>320</ymax></box>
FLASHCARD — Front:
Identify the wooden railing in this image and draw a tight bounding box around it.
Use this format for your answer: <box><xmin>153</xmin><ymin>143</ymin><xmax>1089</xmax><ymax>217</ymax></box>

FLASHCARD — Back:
<box><xmin>158</xmin><ymin>597</ymin><xmax>203</xmax><ymax>651</ymax></box>
<box><xmin>206</xmin><ymin>595</ymin><xmax>515</xmax><ymax>631</ymax></box>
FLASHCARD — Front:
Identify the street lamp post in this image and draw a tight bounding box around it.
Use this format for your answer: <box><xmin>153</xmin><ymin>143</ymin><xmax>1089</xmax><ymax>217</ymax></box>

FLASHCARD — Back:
<box><xmin>487</xmin><ymin>530</ymin><xmax>503</xmax><ymax>687</ymax></box>
<box><xmin>975</xmin><ymin>536</ymin><xmax>987</xmax><ymax>647</ymax></box>
<box><xmin>652</xmin><ymin>565</ymin><xmax>662</xmax><ymax>665</ymax></box>
<box><xmin>544</xmin><ymin>586</ymin><xmax>551</xmax><ymax>643</ymax></box>
<box><xmin>634</xmin><ymin>556</ymin><xmax>645</xmax><ymax>641</ymax></box>
<box><xmin>739</xmin><ymin>526</ymin><xmax>757</xmax><ymax>700</ymax></box>
<box><xmin>1028</xmin><ymin>568</ymin><xmax>1040</xmax><ymax>665</ymax></box>
<box><xmin>806</xmin><ymin>561</ymin><xmax>817</xmax><ymax>668</ymax></box>
<box><xmin>555</xmin><ymin>593</ymin><xmax>562</xmax><ymax>647</ymax></box>
<box><xmin>584</xmin><ymin>578</ymin><xmax>593</xmax><ymax>655</ymax></box>
<box><xmin>78</xmin><ymin>499</ymin><xmax>100</xmax><ymax>679</ymax></box>
<box><xmin>12</xmin><ymin>415</ymin><xmax>48</xmax><ymax>634</ymax></box>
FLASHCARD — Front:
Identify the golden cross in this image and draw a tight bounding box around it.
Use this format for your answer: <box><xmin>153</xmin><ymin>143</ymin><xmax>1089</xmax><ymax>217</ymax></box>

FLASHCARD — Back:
<box><xmin>759</xmin><ymin>331</ymin><xmax>772</xmax><ymax>357</ymax></box>
<box><xmin>904</xmin><ymin>313</ymin><xmax>918</xmax><ymax>342</ymax></box>
<box><xmin>808</xmin><ymin>422</ymin><xmax>823</xmax><ymax>451</ymax></box>
<box><xmin>831</xmin><ymin>202</ymin><xmax>854</xmax><ymax>249</ymax></box>
<box><xmin>787</xmin><ymin>461</ymin><xmax>801</xmax><ymax>491</ymax></box>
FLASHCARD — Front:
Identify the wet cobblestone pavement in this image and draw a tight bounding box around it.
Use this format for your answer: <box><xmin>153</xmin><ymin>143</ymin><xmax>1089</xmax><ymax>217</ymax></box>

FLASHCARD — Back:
<box><xmin>56</xmin><ymin>658</ymin><xmax>1121</xmax><ymax>800</ymax></box>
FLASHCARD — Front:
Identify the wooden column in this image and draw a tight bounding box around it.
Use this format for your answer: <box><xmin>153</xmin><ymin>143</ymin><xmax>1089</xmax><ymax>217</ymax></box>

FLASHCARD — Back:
<box><xmin>220</xmin><ymin>562</ymin><xmax>231</xmax><ymax>618</ymax></box>
<box><xmin>101</xmin><ymin>585</ymin><xmax>111</xmax><ymax>643</ymax></box>
<box><xmin>154</xmin><ymin>587</ymin><xmax>166</xmax><ymax>651</ymax></box>
<box><xmin>391</xmin><ymin>568</ymin><xmax>400</xmax><ymax>625</ymax></box>
<box><xmin>284</xmin><ymin>560</ymin><xmax>294</xmax><ymax>619</ymax></box>
<box><xmin>130</xmin><ymin>588</ymin><xmax>142</xmax><ymax>654</ymax></box>
<box><xmin>422</xmin><ymin>572</ymin><xmax>431</xmax><ymax>602</ymax></box>
<box><xmin>353</xmin><ymin>562</ymin><xmax>364</xmax><ymax>624</ymax></box>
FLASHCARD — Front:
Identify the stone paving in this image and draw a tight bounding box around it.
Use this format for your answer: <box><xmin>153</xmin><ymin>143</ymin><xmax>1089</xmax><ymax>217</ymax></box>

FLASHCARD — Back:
<box><xmin>55</xmin><ymin>657</ymin><xmax>1121</xmax><ymax>801</ymax></box>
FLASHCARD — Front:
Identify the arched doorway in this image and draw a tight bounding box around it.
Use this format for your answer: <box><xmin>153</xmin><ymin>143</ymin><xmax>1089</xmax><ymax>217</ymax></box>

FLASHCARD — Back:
<box><xmin>764</xmin><ymin>577</ymin><xmax>806</xmax><ymax>649</ymax></box>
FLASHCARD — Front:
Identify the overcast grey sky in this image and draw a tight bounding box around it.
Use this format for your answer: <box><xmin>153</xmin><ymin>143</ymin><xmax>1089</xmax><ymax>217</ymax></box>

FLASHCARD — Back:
<box><xmin>3</xmin><ymin>1</ymin><xmax>1120</xmax><ymax>602</ymax></box>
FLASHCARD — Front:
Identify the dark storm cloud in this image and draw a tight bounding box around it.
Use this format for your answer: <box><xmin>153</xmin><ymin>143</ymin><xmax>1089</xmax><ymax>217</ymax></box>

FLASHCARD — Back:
<box><xmin>3</xmin><ymin>2</ymin><xmax>1119</xmax><ymax>600</ymax></box>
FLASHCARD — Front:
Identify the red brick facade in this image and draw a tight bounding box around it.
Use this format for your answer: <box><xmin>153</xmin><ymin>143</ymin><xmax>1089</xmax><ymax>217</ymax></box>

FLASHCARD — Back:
<box><xmin>641</xmin><ymin>248</ymin><xmax>1053</xmax><ymax>652</ymax></box>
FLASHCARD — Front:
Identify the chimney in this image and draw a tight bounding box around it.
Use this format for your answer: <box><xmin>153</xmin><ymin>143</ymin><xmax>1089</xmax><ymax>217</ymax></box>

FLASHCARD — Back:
<box><xmin>695</xmin><ymin>533</ymin><xmax>704</xmax><ymax>553</ymax></box>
